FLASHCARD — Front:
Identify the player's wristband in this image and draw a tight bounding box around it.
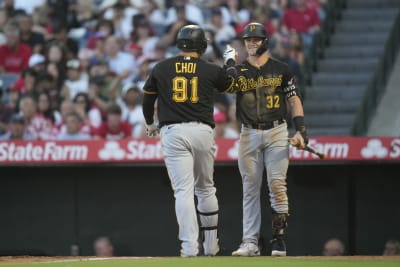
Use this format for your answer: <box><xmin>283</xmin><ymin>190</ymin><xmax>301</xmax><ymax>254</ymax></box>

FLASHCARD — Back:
<box><xmin>293</xmin><ymin>116</ymin><xmax>308</xmax><ymax>145</ymax></box>
<box><xmin>293</xmin><ymin>116</ymin><xmax>306</xmax><ymax>132</ymax></box>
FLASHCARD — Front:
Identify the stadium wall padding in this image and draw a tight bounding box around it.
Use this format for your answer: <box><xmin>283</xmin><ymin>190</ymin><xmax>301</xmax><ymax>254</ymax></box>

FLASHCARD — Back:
<box><xmin>0</xmin><ymin>164</ymin><xmax>399</xmax><ymax>256</ymax></box>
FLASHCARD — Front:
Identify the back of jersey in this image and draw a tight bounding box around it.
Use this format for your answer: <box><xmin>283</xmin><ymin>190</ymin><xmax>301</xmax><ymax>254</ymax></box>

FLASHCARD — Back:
<box><xmin>143</xmin><ymin>55</ymin><xmax>233</xmax><ymax>128</ymax></box>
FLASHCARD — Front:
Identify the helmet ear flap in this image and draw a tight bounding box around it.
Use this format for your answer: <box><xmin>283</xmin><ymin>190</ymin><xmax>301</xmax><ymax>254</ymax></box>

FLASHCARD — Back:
<box><xmin>200</xmin><ymin>39</ymin><xmax>208</xmax><ymax>54</ymax></box>
<box><xmin>255</xmin><ymin>38</ymin><xmax>269</xmax><ymax>56</ymax></box>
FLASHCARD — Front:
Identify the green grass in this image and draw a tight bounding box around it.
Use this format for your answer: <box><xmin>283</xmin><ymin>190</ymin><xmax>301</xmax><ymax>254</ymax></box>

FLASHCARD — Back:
<box><xmin>1</xmin><ymin>257</ymin><xmax>400</xmax><ymax>267</ymax></box>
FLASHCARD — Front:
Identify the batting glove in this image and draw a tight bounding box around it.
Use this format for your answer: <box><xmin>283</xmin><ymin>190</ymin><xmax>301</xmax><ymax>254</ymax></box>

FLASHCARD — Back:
<box><xmin>223</xmin><ymin>45</ymin><xmax>237</xmax><ymax>65</ymax></box>
<box><xmin>146</xmin><ymin>123</ymin><xmax>159</xmax><ymax>137</ymax></box>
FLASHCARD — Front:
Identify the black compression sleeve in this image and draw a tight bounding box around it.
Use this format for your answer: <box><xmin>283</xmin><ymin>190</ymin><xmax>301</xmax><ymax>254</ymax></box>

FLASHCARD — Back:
<box><xmin>142</xmin><ymin>93</ymin><xmax>157</xmax><ymax>125</ymax></box>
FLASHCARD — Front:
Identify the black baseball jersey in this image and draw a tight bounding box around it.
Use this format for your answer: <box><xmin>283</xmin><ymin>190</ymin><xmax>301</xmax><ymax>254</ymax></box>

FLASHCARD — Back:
<box><xmin>233</xmin><ymin>57</ymin><xmax>301</xmax><ymax>124</ymax></box>
<box><xmin>143</xmin><ymin>55</ymin><xmax>234</xmax><ymax>128</ymax></box>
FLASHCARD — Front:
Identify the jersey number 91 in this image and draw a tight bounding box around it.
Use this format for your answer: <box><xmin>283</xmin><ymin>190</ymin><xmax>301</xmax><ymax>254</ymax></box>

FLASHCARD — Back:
<box><xmin>172</xmin><ymin>76</ymin><xmax>199</xmax><ymax>103</ymax></box>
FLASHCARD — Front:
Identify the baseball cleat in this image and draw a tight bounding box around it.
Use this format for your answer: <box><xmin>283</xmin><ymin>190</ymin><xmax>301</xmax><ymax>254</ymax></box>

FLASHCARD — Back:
<box><xmin>232</xmin><ymin>242</ymin><xmax>260</xmax><ymax>256</ymax></box>
<box><xmin>270</xmin><ymin>236</ymin><xmax>287</xmax><ymax>256</ymax></box>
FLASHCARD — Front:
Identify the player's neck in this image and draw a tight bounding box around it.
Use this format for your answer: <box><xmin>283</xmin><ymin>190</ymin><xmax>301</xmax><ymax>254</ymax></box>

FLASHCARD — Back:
<box><xmin>180</xmin><ymin>52</ymin><xmax>201</xmax><ymax>58</ymax></box>
<box><xmin>248</xmin><ymin>53</ymin><xmax>269</xmax><ymax>68</ymax></box>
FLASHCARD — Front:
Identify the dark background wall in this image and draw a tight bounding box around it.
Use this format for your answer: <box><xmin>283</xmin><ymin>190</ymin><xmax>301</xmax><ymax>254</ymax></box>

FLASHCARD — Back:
<box><xmin>0</xmin><ymin>163</ymin><xmax>399</xmax><ymax>256</ymax></box>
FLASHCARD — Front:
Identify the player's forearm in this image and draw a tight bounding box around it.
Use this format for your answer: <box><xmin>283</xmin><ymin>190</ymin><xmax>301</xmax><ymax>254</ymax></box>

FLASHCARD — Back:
<box><xmin>142</xmin><ymin>94</ymin><xmax>157</xmax><ymax>125</ymax></box>
<box><xmin>288</xmin><ymin>96</ymin><xmax>304</xmax><ymax>118</ymax></box>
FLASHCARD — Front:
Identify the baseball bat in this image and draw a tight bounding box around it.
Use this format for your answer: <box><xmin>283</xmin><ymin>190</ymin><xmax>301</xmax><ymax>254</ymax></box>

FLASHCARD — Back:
<box><xmin>289</xmin><ymin>139</ymin><xmax>327</xmax><ymax>159</ymax></box>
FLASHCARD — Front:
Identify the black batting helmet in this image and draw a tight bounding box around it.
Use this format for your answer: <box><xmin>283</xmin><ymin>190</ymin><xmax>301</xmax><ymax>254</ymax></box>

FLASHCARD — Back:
<box><xmin>242</xmin><ymin>22</ymin><xmax>267</xmax><ymax>39</ymax></box>
<box><xmin>176</xmin><ymin>25</ymin><xmax>207</xmax><ymax>54</ymax></box>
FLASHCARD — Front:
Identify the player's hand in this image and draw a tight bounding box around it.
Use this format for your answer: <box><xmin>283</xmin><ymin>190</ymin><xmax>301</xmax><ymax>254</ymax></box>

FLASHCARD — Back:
<box><xmin>223</xmin><ymin>45</ymin><xmax>237</xmax><ymax>65</ymax></box>
<box><xmin>146</xmin><ymin>122</ymin><xmax>159</xmax><ymax>137</ymax></box>
<box><xmin>290</xmin><ymin>130</ymin><xmax>308</xmax><ymax>149</ymax></box>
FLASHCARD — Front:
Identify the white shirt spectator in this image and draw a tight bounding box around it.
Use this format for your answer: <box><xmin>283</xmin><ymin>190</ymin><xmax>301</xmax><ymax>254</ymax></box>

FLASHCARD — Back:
<box><xmin>64</xmin><ymin>75</ymin><xmax>89</xmax><ymax>100</ymax></box>
<box><xmin>103</xmin><ymin>5</ymin><xmax>139</xmax><ymax>40</ymax></box>
<box><xmin>220</xmin><ymin>6</ymin><xmax>250</xmax><ymax>26</ymax></box>
<box><xmin>165</xmin><ymin>3</ymin><xmax>204</xmax><ymax>27</ymax></box>
<box><xmin>14</xmin><ymin>0</ymin><xmax>45</xmax><ymax>14</ymax></box>
<box><xmin>205</xmin><ymin>23</ymin><xmax>236</xmax><ymax>48</ymax></box>
<box><xmin>107</xmin><ymin>51</ymin><xmax>136</xmax><ymax>86</ymax></box>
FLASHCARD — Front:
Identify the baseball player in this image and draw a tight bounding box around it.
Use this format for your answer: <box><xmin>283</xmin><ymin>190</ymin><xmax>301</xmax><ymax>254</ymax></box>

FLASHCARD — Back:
<box><xmin>142</xmin><ymin>25</ymin><xmax>235</xmax><ymax>257</ymax></box>
<box><xmin>224</xmin><ymin>22</ymin><xmax>309</xmax><ymax>256</ymax></box>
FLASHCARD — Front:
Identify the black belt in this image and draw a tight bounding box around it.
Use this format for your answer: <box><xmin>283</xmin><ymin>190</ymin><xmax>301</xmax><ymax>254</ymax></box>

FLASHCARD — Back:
<box><xmin>243</xmin><ymin>119</ymin><xmax>285</xmax><ymax>130</ymax></box>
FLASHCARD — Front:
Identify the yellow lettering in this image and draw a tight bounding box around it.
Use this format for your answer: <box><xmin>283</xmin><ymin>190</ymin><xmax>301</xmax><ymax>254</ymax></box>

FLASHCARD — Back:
<box><xmin>175</xmin><ymin>63</ymin><xmax>181</xmax><ymax>73</ymax></box>
<box><xmin>175</xmin><ymin>63</ymin><xmax>197</xmax><ymax>74</ymax></box>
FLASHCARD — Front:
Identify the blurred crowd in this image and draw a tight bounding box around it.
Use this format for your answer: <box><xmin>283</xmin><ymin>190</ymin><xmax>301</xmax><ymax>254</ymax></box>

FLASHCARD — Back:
<box><xmin>0</xmin><ymin>0</ymin><xmax>325</xmax><ymax>141</ymax></box>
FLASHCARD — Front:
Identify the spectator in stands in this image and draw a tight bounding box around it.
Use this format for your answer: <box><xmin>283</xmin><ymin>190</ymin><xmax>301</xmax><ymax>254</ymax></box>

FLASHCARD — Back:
<box><xmin>164</xmin><ymin>0</ymin><xmax>204</xmax><ymax>28</ymax></box>
<box><xmin>130</xmin><ymin>16</ymin><xmax>159</xmax><ymax>59</ymax></box>
<box><xmin>204</xmin><ymin>7</ymin><xmax>236</xmax><ymax>50</ymax></box>
<box><xmin>322</xmin><ymin>238</ymin><xmax>345</xmax><ymax>256</ymax></box>
<box><xmin>0</xmin><ymin>22</ymin><xmax>32</xmax><ymax>74</ymax></box>
<box><xmin>62</xmin><ymin>59</ymin><xmax>89</xmax><ymax>100</ymax></box>
<box><xmin>57</xmin><ymin>111</ymin><xmax>91</xmax><ymax>140</ymax></box>
<box><xmin>272</xmin><ymin>35</ymin><xmax>305</xmax><ymax>90</ymax></box>
<box><xmin>5</xmin><ymin>85</ymin><xmax>20</xmax><ymax>113</ymax></box>
<box><xmin>213</xmin><ymin>111</ymin><xmax>239</xmax><ymax>139</ymax></box>
<box><xmin>49</xmin><ymin>21</ymin><xmax>79</xmax><ymax>60</ymax></box>
<box><xmin>34</xmin><ymin>72</ymin><xmax>60</xmax><ymax>111</ymax></box>
<box><xmin>0</xmin><ymin>8</ymin><xmax>11</xmax><ymax>45</ymax></box>
<box><xmin>93</xmin><ymin>103</ymin><xmax>131</xmax><ymax>140</ymax></box>
<box><xmin>102</xmin><ymin>1</ymin><xmax>138</xmax><ymax>41</ymax></box>
<box><xmin>36</xmin><ymin>91</ymin><xmax>61</xmax><ymax>126</ymax></box>
<box><xmin>44</xmin><ymin>42</ymin><xmax>68</xmax><ymax>88</ymax></box>
<box><xmin>57</xmin><ymin>99</ymin><xmax>90</xmax><ymax>136</ymax></box>
<box><xmin>86</xmin><ymin>19</ymin><xmax>115</xmax><ymax>51</ymax></box>
<box><xmin>19</xmin><ymin>94</ymin><xmax>55</xmax><ymax>140</ymax></box>
<box><xmin>13</xmin><ymin>0</ymin><xmax>45</xmax><ymax>15</ymax></box>
<box><xmin>87</xmin><ymin>76</ymin><xmax>111</xmax><ymax>115</ymax></box>
<box><xmin>1</xmin><ymin>0</ymin><xmax>17</xmax><ymax>18</ymax></box>
<box><xmin>72</xmin><ymin>0</ymin><xmax>96</xmax><ymax>30</ymax></box>
<box><xmin>17</xmin><ymin>13</ymin><xmax>45</xmax><ymax>54</ymax></box>
<box><xmin>281</xmin><ymin>0</ymin><xmax>321</xmax><ymax>49</ymax></box>
<box><xmin>93</xmin><ymin>236</ymin><xmax>114</xmax><ymax>257</ymax></box>
<box><xmin>202</xmin><ymin>28</ymin><xmax>223</xmax><ymax>64</ymax></box>
<box><xmin>383</xmin><ymin>239</ymin><xmax>400</xmax><ymax>256</ymax></box>
<box><xmin>0</xmin><ymin>113</ymin><xmax>34</xmax><ymax>140</ymax></box>
<box><xmin>142</xmin><ymin>0</ymin><xmax>166</xmax><ymax>35</ymax></box>
<box><xmin>159</xmin><ymin>5</ymin><xmax>197</xmax><ymax>53</ymax></box>
<box><xmin>10</xmin><ymin>67</ymin><xmax>37</xmax><ymax>95</ymax></box>
<box><xmin>220</xmin><ymin>0</ymin><xmax>251</xmax><ymax>29</ymax></box>
<box><xmin>28</xmin><ymin>53</ymin><xmax>46</xmax><ymax>72</ymax></box>
<box><xmin>73</xmin><ymin>92</ymin><xmax>102</xmax><ymax>129</ymax></box>
<box><xmin>104</xmin><ymin>35</ymin><xmax>136</xmax><ymax>86</ymax></box>
<box><xmin>131</xmin><ymin>56</ymin><xmax>151</xmax><ymax>91</ymax></box>
<box><xmin>88</xmin><ymin>60</ymin><xmax>122</xmax><ymax>105</ymax></box>
<box><xmin>0</xmin><ymin>80</ymin><xmax>13</xmax><ymax>134</ymax></box>
<box><xmin>116</xmin><ymin>83</ymin><xmax>145</xmax><ymax>138</ymax></box>
<box><xmin>250</xmin><ymin>7</ymin><xmax>279</xmax><ymax>45</ymax></box>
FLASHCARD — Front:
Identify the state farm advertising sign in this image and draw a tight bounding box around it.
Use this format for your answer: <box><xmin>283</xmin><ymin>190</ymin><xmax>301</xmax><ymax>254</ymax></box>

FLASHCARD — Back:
<box><xmin>0</xmin><ymin>137</ymin><xmax>399</xmax><ymax>165</ymax></box>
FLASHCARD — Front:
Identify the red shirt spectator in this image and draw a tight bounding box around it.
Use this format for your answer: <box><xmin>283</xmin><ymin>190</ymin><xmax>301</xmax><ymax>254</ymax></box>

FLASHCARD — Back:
<box><xmin>0</xmin><ymin>42</ymin><xmax>32</xmax><ymax>74</ymax></box>
<box><xmin>94</xmin><ymin>104</ymin><xmax>131</xmax><ymax>139</ymax></box>
<box><xmin>282</xmin><ymin>1</ymin><xmax>321</xmax><ymax>34</ymax></box>
<box><xmin>0</xmin><ymin>23</ymin><xmax>32</xmax><ymax>73</ymax></box>
<box><xmin>95</xmin><ymin>121</ymin><xmax>132</xmax><ymax>139</ymax></box>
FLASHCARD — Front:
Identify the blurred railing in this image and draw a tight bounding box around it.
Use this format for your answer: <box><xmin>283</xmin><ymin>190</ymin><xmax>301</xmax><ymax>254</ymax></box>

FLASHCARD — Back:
<box><xmin>351</xmin><ymin>10</ymin><xmax>400</xmax><ymax>136</ymax></box>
